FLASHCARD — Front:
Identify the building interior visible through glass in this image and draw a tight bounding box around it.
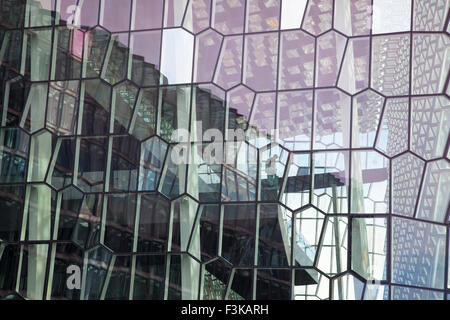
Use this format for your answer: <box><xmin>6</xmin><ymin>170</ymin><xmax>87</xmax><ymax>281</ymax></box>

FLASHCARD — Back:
<box><xmin>0</xmin><ymin>0</ymin><xmax>449</xmax><ymax>300</ymax></box>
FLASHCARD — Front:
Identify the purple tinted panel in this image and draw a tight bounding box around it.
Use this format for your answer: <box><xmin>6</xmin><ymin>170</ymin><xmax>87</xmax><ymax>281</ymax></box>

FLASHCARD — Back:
<box><xmin>416</xmin><ymin>160</ymin><xmax>450</xmax><ymax>223</ymax></box>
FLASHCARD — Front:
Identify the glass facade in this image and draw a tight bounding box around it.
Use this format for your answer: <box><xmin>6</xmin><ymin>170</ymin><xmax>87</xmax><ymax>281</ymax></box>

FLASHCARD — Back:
<box><xmin>0</xmin><ymin>0</ymin><xmax>448</xmax><ymax>300</ymax></box>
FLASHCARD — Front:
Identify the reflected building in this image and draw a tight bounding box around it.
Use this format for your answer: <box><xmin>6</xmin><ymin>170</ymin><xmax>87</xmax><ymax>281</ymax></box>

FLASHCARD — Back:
<box><xmin>0</xmin><ymin>0</ymin><xmax>449</xmax><ymax>300</ymax></box>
